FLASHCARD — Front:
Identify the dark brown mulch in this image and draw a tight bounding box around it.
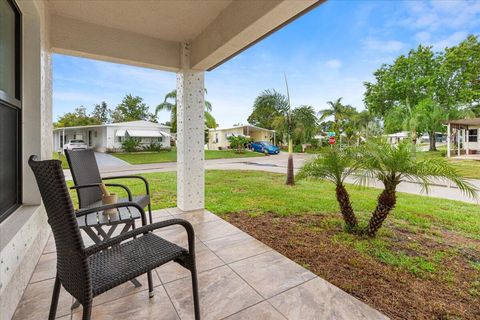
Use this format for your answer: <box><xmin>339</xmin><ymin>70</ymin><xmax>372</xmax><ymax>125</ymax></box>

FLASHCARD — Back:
<box><xmin>225</xmin><ymin>212</ymin><xmax>480</xmax><ymax>320</ymax></box>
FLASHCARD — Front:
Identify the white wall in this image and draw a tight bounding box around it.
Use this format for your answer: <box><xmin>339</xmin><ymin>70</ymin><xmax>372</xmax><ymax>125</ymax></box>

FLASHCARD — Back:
<box><xmin>0</xmin><ymin>1</ymin><xmax>51</xmax><ymax>319</ymax></box>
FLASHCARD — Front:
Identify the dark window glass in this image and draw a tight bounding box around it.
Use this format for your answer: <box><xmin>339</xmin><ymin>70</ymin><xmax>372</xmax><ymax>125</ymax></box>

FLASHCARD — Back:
<box><xmin>468</xmin><ymin>129</ymin><xmax>478</xmax><ymax>142</ymax></box>
<box><xmin>0</xmin><ymin>0</ymin><xmax>21</xmax><ymax>222</ymax></box>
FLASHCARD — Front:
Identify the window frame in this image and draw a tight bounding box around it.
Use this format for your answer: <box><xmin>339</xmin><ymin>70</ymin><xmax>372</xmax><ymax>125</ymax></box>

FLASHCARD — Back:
<box><xmin>468</xmin><ymin>129</ymin><xmax>478</xmax><ymax>143</ymax></box>
<box><xmin>0</xmin><ymin>0</ymin><xmax>22</xmax><ymax>223</ymax></box>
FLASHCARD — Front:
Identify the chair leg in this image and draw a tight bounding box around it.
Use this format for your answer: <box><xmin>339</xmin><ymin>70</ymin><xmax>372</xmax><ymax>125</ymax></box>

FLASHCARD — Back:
<box><xmin>82</xmin><ymin>301</ymin><xmax>92</xmax><ymax>320</ymax></box>
<box><xmin>148</xmin><ymin>203</ymin><xmax>153</xmax><ymax>224</ymax></box>
<box><xmin>147</xmin><ymin>270</ymin><xmax>154</xmax><ymax>298</ymax></box>
<box><xmin>191</xmin><ymin>268</ymin><xmax>201</xmax><ymax>320</ymax></box>
<box><xmin>48</xmin><ymin>276</ymin><xmax>61</xmax><ymax>320</ymax></box>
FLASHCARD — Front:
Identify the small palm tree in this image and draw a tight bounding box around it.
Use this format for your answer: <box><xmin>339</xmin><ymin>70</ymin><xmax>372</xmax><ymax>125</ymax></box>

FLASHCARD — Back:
<box><xmin>156</xmin><ymin>89</ymin><xmax>216</xmax><ymax>132</ymax></box>
<box><xmin>358</xmin><ymin>140</ymin><xmax>477</xmax><ymax>237</ymax></box>
<box><xmin>297</xmin><ymin>147</ymin><xmax>359</xmax><ymax>232</ymax></box>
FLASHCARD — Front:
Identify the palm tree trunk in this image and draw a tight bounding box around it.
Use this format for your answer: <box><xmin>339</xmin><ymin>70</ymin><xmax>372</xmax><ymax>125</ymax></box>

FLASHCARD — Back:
<box><xmin>286</xmin><ymin>138</ymin><xmax>295</xmax><ymax>185</ymax></box>
<box><xmin>429</xmin><ymin>131</ymin><xmax>436</xmax><ymax>151</ymax></box>
<box><xmin>364</xmin><ymin>184</ymin><xmax>396</xmax><ymax>237</ymax></box>
<box><xmin>335</xmin><ymin>184</ymin><xmax>358</xmax><ymax>232</ymax></box>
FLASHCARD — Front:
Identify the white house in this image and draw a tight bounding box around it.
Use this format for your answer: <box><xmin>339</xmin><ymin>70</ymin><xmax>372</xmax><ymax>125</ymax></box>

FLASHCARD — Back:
<box><xmin>53</xmin><ymin>120</ymin><xmax>171</xmax><ymax>152</ymax></box>
<box><xmin>386</xmin><ymin>131</ymin><xmax>409</xmax><ymax>144</ymax></box>
<box><xmin>207</xmin><ymin>125</ymin><xmax>275</xmax><ymax>150</ymax></box>
<box><xmin>445</xmin><ymin>118</ymin><xmax>480</xmax><ymax>157</ymax></box>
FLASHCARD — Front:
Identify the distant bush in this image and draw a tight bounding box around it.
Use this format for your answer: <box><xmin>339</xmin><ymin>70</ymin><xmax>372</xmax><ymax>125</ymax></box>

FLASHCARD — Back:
<box><xmin>143</xmin><ymin>142</ymin><xmax>168</xmax><ymax>152</ymax></box>
<box><xmin>121</xmin><ymin>137</ymin><xmax>140</xmax><ymax>152</ymax></box>
<box><xmin>293</xmin><ymin>144</ymin><xmax>303</xmax><ymax>153</ymax></box>
<box><xmin>228</xmin><ymin>135</ymin><xmax>251</xmax><ymax>153</ymax></box>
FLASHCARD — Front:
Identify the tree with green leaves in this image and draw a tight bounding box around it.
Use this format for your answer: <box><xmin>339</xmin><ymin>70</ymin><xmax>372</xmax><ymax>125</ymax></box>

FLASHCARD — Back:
<box><xmin>111</xmin><ymin>94</ymin><xmax>155</xmax><ymax>123</ymax></box>
<box><xmin>91</xmin><ymin>101</ymin><xmax>111</xmax><ymax>124</ymax></box>
<box><xmin>155</xmin><ymin>89</ymin><xmax>216</xmax><ymax>133</ymax></box>
<box><xmin>292</xmin><ymin>105</ymin><xmax>318</xmax><ymax>145</ymax></box>
<box><xmin>297</xmin><ymin>146</ymin><xmax>359</xmax><ymax>232</ymax></box>
<box><xmin>365</xmin><ymin>35</ymin><xmax>480</xmax><ymax>151</ymax></box>
<box><xmin>54</xmin><ymin>106</ymin><xmax>101</xmax><ymax>128</ymax></box>
<box><xmin>318</xmin><ymin>98</ymin><xmax>356</xmax><ymax>137</ymax></box>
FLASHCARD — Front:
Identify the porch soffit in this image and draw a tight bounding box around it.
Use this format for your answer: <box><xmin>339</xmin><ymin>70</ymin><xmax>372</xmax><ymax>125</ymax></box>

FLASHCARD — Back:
<box><xmin>47</xmin><ymin>0</ymin><xmax>322</xmax><ymax>72</ymax></box>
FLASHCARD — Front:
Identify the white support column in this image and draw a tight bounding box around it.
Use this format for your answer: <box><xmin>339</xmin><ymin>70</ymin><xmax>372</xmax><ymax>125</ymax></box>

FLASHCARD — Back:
<box><xmin>447</xmin><ymin>123</ymin><xmax>451</xmax><ymax>158</ymax></box>
<box><xmin>457</xmin><ymin>128</ymin><xmax>461</xmax><ymax>157</ymax></box>
<box><xmin>465</xmin><ymin>127</ymin><xmax>469</xmax><ymax>155</ymax></box>
<box><xmin>176</xmin><ymin>42</ymin><xmax>205</xmax><ymax>211</ymax></box>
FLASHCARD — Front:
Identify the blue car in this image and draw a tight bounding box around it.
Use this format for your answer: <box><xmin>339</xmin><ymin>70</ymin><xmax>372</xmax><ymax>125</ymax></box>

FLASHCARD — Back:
<box><xmin>250</xmin><ymin>141</ymin><xmax>279</xmax><ymax>154</ymax></box>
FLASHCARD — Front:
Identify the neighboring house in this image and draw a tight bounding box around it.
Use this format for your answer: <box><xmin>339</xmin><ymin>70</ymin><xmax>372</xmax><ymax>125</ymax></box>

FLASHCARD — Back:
<box><xmin>386</xmin><ymin>131</ymin><xmax>409</xmax><ymax>144</ymax></box>
<box><xmin>53</xmin><ymin>120</ymin><xmax>171</xmax><ymax>152</ymax></box>
<box><xmin>444</xmin><ymin>118</ymin><xmax>480</xmax><ymax>157</ymax></box>
<box><xmin>207</xmin><ymin>125</ymin><xmax>275</xmax><ymax>150</ymax></box>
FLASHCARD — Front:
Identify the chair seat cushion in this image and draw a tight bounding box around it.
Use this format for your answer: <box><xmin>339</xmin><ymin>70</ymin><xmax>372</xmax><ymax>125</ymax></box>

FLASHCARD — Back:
<box><xmin>88</xmin><ymin>233</ymin><xmax>187</xmax><ymax>296</ymax></box>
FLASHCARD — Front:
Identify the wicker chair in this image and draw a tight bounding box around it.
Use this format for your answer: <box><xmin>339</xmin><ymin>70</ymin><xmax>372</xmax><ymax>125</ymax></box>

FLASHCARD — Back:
<box><xmin>65</xmin><ymin>149</ymin><xmax>153</xmax><ymax>224</ymax></box>
<box><xmin>28</xmin><ymin>156</ymin><xmax>200</xmax><ymax>320</ymax></box>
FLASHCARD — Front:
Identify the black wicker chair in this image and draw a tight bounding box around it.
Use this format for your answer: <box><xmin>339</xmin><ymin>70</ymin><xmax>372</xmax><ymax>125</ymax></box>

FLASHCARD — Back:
<box><xmin>28</xmin><ymin>156</ymin><xmax>200</xmax><ymax>320</ymax></box>
<box><xmin>65</xmin><ymin>149</ymin><xmax>153</xmax><ymax>224</ymax></box>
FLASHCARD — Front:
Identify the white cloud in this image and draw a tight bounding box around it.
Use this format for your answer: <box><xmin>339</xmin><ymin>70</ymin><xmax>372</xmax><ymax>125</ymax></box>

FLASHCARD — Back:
<box><xmin>325</xmin><ymin>59</ymin><xmax>342</xmax><ymax>69</ymax></box>
<box><xmin>432</xmin><ymin>30</ymin><xmax>469</xmax><ymax>49</ymax></box>
<box><xmin>362</xmin><ymin>38</ymin><xmax>405</xmax><ymax>53</ymax></box>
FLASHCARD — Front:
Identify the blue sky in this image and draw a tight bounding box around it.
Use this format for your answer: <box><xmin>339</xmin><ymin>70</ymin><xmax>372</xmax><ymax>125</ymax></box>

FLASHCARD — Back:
<box><xmin>53</xmin><ymin>0</ymin><xmax>480</xmax><ymax>127</ymax></box>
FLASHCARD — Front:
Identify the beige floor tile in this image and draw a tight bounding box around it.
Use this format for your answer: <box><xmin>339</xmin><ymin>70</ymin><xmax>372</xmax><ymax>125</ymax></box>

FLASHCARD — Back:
<box><xmin>225</xmin><ymin>301</ymin><xmax>286</xmax><ymax>320</ymax></box>
<box><xmin>13</xmin><ymin>279</ymin><xmax>73</xmax><ymax>320</ymax></box>
<box><xmin>72</xmin><ymin>286</ymin><xmax>178</xmax><ymax>320</ymax></box>
<box><xmin>156</xmin><ymin>242</ymin><xmax>224</xmax><ymax>284</ymax></box>
<box><xmin>204</xmin><ymin>232</ymin><xmax>272</xmax><ymax>264</ymax></box>
<box><xmin>268</xmin><ymin>277</ymin><xmax>389</xmax><ymax>320</ymax></box>
<box><xmin>91</xmin><ymin>272</ymin><xmax>161</xmax><ymax>306</ymax></box>
<box><xmin>43</xmin><ymin>234</ymin><xmax>57</xmax><ymax>254</ymax></box>
<box><xmin>193</xmin><ymin>219</ymin><xmax>243</xmax><ymax>242</ymax></box>
<box><xmin>171</xmin><ymin>209</ymin><xmax>220</xmax><ymax>225</ymax></box>
<box><xmin>229</xmin><ymin>251</ymin><xmax>316</xmax><ymax>299</ymax></box>
<box><xmin>153</xmin><ymin>226</ymin><xmax>202</xmax><ymax>249</ymax></box>
<box><xmin>164</xmin><ymin>265</ymin><xmax>262</xmax><ymax>320</ymax></box>
<box><xmin>30</xmin><ymin>252</ymin><xmax>57</xmax><ymax>283</ymax></box>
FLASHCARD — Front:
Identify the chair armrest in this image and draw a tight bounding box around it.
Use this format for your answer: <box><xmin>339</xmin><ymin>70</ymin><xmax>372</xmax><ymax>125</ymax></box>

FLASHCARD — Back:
<box><xmin>102</xmin><ymin>175</ymin><xmax>150</xmax><ymax>196</ymax></box>
<box><xmin>70</xmin><ymin>183</ymin><xmax>133</xmax><ymax>201</ymax></box>
<box><xmin>76</xmin><ymin>202</ymin><xmax>147</xmax><ymax>225</ymax></box>
<box><xmin>83</xmin><ymin>218</ymin><xmax>195</xmax><ymax>256</ymax></box>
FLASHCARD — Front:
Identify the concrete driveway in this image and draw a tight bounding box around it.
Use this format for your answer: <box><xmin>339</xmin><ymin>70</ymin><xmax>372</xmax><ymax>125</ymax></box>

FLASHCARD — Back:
<box><xmin>94</xmin><ymin>152</ymin><xmax>131</xmax><ymax>169</ymax></box>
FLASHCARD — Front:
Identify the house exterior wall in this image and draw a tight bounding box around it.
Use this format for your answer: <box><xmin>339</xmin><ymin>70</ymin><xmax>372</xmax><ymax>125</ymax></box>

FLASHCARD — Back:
<box><xmin>53</xmin><ymin>123</ymin><xmax>171</xmax><ymax>152</ymax></box>
<box><xmin>466</xmin><ymin>126</ymin><xmax>480</xmax><ymax>151</ymax></box>
<box><xmin>208</xmin><ymin>127</ymin><xmax>274</xmax><ymax>150</ymax></box>
<box><xmin>1</xmin><ymin>1</ymin><xmax>51</xmax><ymax>319</ymax></box>
<box><xmin>208</xmin><ymin>127</ymin><xmax>243</xmax><ymax>150</ymax></box>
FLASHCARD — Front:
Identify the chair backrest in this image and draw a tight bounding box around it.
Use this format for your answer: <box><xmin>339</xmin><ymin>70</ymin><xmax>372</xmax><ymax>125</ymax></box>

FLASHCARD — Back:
<box><xmin>28</xmin><ymin>156</ymin><xmax>92</xmax><ymax>302</ymax></box>
<box><xmin>65</xmin><ymin>149</ymin><xmax>102</xmax><ymax>208</ymax></box>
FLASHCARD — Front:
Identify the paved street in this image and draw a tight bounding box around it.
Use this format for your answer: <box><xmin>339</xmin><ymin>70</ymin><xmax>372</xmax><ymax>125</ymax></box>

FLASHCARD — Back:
<box><xmin>65</xmin><ymin>152</ymin><xmax>480</xmax><ymax>204</ymax></box>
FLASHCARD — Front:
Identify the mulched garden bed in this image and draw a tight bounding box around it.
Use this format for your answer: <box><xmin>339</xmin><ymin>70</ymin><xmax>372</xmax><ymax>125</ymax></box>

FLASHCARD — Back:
<box><xmin>225</xmin><ymin>212</ymin><xmax>480</xmax><ymax>320</ymax></box>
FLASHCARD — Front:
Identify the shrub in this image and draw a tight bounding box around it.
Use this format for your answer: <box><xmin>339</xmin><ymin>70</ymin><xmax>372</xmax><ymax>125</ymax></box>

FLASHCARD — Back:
<box><xmin>228</xmin><ymin>135</ymin><xmax>251</xmax><ymax>153</ymax></box>
<box><xmin>121</xmin><ymin>137</ymin><xmax>140</xmax><ymax>152</ymax></box>
<box><xmin>293</xmin><ymin>144</ymin><xmax>303</xmax><ymax>153</ymax></box>
<box><xmin>143</xmin><ymin>142</ymin><xmax>164</xmax><ymax>152</ymax></box>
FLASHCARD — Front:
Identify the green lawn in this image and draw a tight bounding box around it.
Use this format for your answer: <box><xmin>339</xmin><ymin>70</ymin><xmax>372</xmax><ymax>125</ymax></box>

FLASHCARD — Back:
<box><xmin>111</xmin><ymin>148</ymin><xmax>264</xmax><ymax>164</ymax></box>
<box><xmin>52</xmin><ymin>152</ymin><xmax>69</xmax><ymax>169</ymax></box>
<box><xmin>68</xmin><ymin>170</ymin><xmax>480</xmax><ymax>317</ymax></box>
<box><xmin>68</xmin><ymin>170</ymin><xmax>479</xmax><ymax>240</ymax></box>
<box><xmin>416</xmin><ymin>149</ymin><xmax>480</xmax><ymax>179</ymax></box>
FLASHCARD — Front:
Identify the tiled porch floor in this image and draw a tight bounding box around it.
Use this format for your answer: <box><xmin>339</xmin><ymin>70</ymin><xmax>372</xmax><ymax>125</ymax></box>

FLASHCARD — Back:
<box><xmin>13</xmin><ymin>209</ymin><xmax>388</xmax><ymax>320</ymax></box>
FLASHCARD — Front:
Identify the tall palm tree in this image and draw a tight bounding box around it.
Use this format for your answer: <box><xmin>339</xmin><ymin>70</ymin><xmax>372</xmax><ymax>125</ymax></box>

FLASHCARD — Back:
<box><xmin>292</xmin><ymin>105</ymin><xmax>318</xmax><ymax>145</ymax></box>
<box><xmin>252</xmin><ymin>86</ymin><xmax>294</xmax><ymax>185</ymax></box>
<box><xmin>318</xmin><ymin>98</ymin><xmax>356</xmax><ymax>137</ymax></box>
<box><xmin>155</xmin><ymin>89</ymin><xmax>216</xmax><ymax>132</ymax></box>
<box><xmin>297</xmin><ymin>146</ymin><xmax>359</xmax><ymax>232</ymax></box>
<box><xmin>358</xmin><ymin>140</ymin><xmax>477</xmax><ymax>237</ymax></box>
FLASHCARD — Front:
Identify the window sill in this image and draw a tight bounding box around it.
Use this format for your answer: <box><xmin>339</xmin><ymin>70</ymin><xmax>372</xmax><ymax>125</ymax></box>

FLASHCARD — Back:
<box><xmin>0</xmin><ymin>204</ymin><xmax>42</xmax><ymax>251</ymax></box>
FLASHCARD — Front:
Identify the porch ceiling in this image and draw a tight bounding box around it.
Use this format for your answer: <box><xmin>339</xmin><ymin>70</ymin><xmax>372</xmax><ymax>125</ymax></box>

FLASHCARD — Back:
<box><xmin>47</xmin><ymin>0</ymin><xmax>322</xmax><ymax>71</ymax></box>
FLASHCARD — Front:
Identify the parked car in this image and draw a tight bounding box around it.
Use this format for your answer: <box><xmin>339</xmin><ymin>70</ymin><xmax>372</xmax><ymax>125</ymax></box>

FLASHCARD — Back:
<box><xmin>250</xmin><ymin>141</ymin><xmax>279</xmax><ymax>154</ymax></box>
<box><xmin>63</xmin><ymin>139</ymin><xmax>88</xmax><ymax>151</ymax></box>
